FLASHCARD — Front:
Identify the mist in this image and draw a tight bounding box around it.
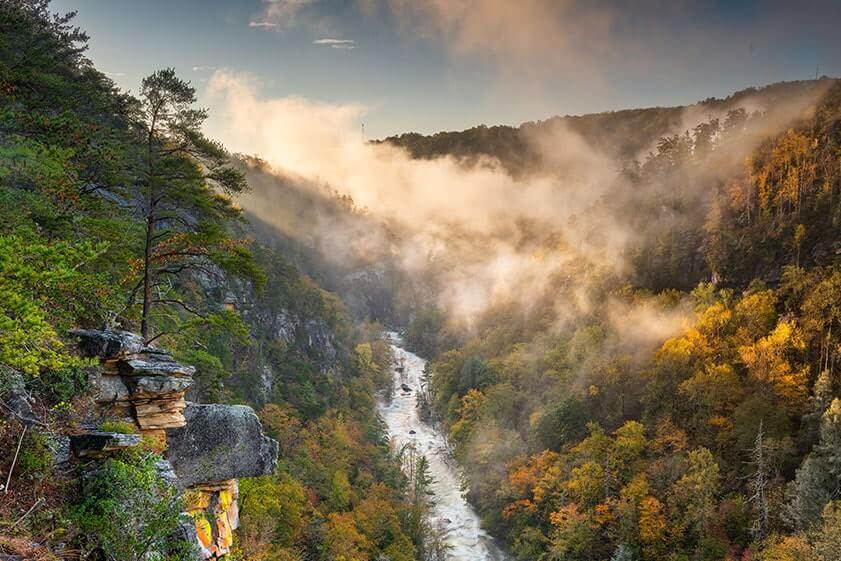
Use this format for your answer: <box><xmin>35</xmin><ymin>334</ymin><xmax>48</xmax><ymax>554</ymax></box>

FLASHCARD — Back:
<box><xmin>205</xmin><ymin>70</ymin><xmax>628</xmax><ymax>321</ymax></box>
<box><xmin>204</xmin><ymin>70</ymin><xmax>827</xmax><ymax>335</ymax></box>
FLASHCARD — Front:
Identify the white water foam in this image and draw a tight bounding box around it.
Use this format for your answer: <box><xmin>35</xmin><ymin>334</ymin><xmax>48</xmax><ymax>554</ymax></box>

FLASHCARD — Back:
<box><xmin>378</xmin><ymin>332</ymin><xmax>506</xmax><ymax>561</ymax></box>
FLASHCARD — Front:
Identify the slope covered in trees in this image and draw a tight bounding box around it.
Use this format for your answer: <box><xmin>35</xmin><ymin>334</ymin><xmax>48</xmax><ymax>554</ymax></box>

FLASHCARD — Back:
<box><xmin>0</xmin><ymin>2</ymin><xmax>431</xmax><ymax>560</ymax></box>
<box><xmin>4</xmin><ymin>2</ymin><xmax>841</xmax><ymax>561</ymax></box>
<box><xmin>403</xmin><ymin>77</ymin><xmax>841</xmax><ymax>560</ymax></box>
<box><xmin>383</xmin><ymin>79</ymin><xmax>832</xmax><ymax>177</ymax></box>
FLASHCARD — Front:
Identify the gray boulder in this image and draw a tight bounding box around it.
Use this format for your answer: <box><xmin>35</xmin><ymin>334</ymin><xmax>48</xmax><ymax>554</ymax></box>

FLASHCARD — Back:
<box><xmin>90</xmin><ymin>373</ymin><xmax>130</xmax><ymax>403</ymax></box>
<box><xmin>0</xmin><ymin>367</ymin><xmax>38</xmax><ymax>426</ymax></box>
<box><xmin>166</xmin><ymin>403</ymin><xmax>278</xmax><ymax>488</ymax></box>
<box><xmin>5</xmin><ymin>388</ymin><xmax>38</xmax><ymax>426</ymax></box>
<box><xmin>128</xmin><ymin>376</ymin><xmax>193</xmax><ymax>398</ymax></box>
<box><xmin>46</xmin><ymin>435</ymin><xmax>71</xmax><ymax>467</ymax></box>
<box><xmin>119</xmin><ymin>357</ymin><xmax>195</xmax><ymax>378</ymax></box>
<box><xmin>155</xmin><ymin>459</ymin><xmax>179</xmax><ymax>487</ymax></box>
<box><xmin>71</xmin><ymin>329</ymin><xmax>150</xmax><ymax>359</ymax></box>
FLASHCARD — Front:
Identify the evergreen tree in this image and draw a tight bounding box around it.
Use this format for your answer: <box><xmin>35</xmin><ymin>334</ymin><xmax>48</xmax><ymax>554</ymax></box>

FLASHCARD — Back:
<box><xmin>131</xmin><ymin>68</ymin><xmax>254</xmax><ymax>339</ymax></box>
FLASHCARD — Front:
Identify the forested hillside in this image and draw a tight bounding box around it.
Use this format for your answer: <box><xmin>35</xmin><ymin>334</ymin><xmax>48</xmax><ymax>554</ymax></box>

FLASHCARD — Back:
<box><xmin>403</xmin><ymin>78</ymin><xmax>841</xmax><ymax>560</ymax></box>
<box><xmin>0</xmin><ymin>2</ymin><xmax>432</xmax><ymax>560</ymax></box>
<box><xmin>383</xmin><ymin>79</ymin><xmax>832</xmax><ymax>177</ymax></box>
<box><xmin>4</xmin><ymin>2</ymin><xmax>841</xmax><ymax>561</ymax></box>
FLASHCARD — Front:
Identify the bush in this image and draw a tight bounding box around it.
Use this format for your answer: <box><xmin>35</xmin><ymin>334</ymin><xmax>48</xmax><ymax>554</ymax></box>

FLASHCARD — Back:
<box><xmin>534</xmin><ymin>398</ymin><xmax>590</xmax><ymax>452</ymax></box>
<box><xmin>31</xmin><ymin>365</ymin><xmax>89</xmax><ymax>404</ymax></box>
<box><xmin>72</xmin><ymin>453</ymin><xmax>190</xmax><ymax>561</ymax></box>
<box><xmin>98</xmin><ymin>420</ymin><xmax>138</xmax><ymax>434</ymax></box>
<box><xmin>18</xmin><ymin>431</ymin><xmax>53</xmax><ymax>476</ymax></box>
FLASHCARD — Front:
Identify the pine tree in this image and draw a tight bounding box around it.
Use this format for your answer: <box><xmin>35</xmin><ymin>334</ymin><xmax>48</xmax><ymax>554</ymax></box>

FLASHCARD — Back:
<box><xmin>786</xmin><ymin>399</ymin><xmax>841</xmax><ymax>529</ymax></box>
<box><xmin>130</xmin><ymin>68</ymin><xmax>253</xmax><ymax>339</ymax></box>
<box><xmin>748</xmin><ymin>421</ymin><xmax>770</xmax><ymax>543</ymax></box>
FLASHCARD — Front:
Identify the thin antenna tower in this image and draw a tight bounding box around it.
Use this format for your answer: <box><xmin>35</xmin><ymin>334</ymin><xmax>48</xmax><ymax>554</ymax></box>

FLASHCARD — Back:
<box><xmin>361</xmin><ymin>122</ymin><xmax>365</xmax><ymax>140</ymax></box>
<box><xmin>815</xmin><ymin>64</ymin><xmax>820</xmax><ymax>80</ymax></box>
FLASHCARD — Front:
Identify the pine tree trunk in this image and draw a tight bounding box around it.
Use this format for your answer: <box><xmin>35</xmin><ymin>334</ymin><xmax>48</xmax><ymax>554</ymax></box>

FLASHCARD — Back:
<box><xmin>141</xmin><ymin>199</ymin><xmax>154</xmax><ymax>340</ymax></box>
<box><xmin>141</xmin><ymin>123</ymin><xmax>157</xmax><ymax>340</ymax></box>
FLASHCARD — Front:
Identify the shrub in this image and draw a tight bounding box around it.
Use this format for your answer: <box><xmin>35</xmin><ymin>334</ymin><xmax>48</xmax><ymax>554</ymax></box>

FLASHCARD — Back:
<box><xmin>98</xmin><ymin>420</ymin><xmax>138</xmax><ymax>434</ymax></box>
<box><xmin>18</xmin><ymin>431</ymin><xmax>53</xmax><ymax>476</ymax></box>
<box><xmin>71</xmin><ymin>453</ymin><xmax>190</xmax><ymax>561</ymax></box>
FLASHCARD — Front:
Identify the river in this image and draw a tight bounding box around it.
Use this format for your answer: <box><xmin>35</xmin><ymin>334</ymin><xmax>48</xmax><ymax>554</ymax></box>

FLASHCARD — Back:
<box><xmin>378</xmin><ymin>332</ymin><xmax>507</xmax><ymax>561</ymax></box>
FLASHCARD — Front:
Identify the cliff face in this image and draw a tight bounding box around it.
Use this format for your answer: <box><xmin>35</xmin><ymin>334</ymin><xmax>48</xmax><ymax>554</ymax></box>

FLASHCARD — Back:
<box><xmin>71</xmin><ymin>330</ymin><xmax>278</xmax><ymax>559</ymax></box>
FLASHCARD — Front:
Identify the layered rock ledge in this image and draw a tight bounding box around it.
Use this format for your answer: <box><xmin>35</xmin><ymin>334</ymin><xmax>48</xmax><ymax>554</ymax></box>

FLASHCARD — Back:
<box><xmin>69</xmin><ymin>329</ymin><xmax>278</xmax><ymax>559</ymax></box>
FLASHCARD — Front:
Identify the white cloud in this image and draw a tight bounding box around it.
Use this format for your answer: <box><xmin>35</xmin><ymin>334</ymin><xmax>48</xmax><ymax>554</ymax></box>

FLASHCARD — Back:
<box><xmin>249</xmin><ymin>20</ymin><xmax>279</xmax><ymax>28</ymax></box>
<box><xmin>104</xmin><ymin>71</ymin><xmax>126</xmax><ymax>77</ymax></box>
<box><xmin>252</xmin><ymin>0</ymin><xmax>316</xmax><ymax>29</ymax></box>
<box><xmin>313</xmin><ymin>38</ymin><xmax>355</xmax><ymax>49</ymax></box>
<box><xmin>192</xmin><ymin>65</ymin><xmax>217</xmax><ymax>72</ymax></box>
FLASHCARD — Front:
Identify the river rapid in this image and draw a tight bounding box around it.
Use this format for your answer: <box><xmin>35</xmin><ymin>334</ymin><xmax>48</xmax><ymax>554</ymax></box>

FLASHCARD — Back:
<box><xmin>378</xmin><ymin>333</ymin><xmax>506</xmax><ymax>561</ymax></box>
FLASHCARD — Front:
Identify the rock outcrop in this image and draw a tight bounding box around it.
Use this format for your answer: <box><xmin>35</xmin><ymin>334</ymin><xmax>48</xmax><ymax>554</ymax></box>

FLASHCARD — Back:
<box><xmin>166</xmin><ymin>403</ymin><xmax>277</xmax><ymax>557</ymax></box>
<box><xmin>69</xmin><ymin>329</ymin><xmax>278</xmax><ymax>560</ymax></box>
<box><xmin>73</xmin><ymin>329</ymin><xmax>195</xmax><ymax>433</ymax></box>
<box><xmin>70</xmin><ymin>431</ymin><xmax>143</xmax><ymax>458</ymax></box>
<box><xmin>167</xmin><ymin>403</ymin><xmax>278</xmax><ymax>488</ymax></box>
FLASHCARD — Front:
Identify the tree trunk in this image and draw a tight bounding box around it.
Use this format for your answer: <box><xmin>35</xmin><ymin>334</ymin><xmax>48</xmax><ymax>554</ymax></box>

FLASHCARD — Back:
<box><xmin>141</xmin><ymin>121</ymin><xmax>157</xmax><ymax>340</ymax></box>
<box><xmin>141</xmin><ymin>197</ymin><xmax>155</xmax><ymax>340</ymax></box>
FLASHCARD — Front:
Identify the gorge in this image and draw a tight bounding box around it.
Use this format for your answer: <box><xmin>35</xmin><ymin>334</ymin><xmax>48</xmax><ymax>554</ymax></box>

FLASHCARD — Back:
<box><xmin>379</xmin><ymin>334</ymin><xmax>506</xmax><ymax>561</ymax></box>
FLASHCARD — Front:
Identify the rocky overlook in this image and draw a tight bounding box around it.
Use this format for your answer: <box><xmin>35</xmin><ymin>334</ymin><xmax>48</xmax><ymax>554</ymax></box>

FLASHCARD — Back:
<box><xmin>71</xmin><ymin>329</ymin><xmax>279</xmax><ymax>559</ymax></box>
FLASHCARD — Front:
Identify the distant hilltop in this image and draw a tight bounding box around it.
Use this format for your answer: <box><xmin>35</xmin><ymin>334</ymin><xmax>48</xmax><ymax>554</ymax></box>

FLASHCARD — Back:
<box><xmin>381</xmin><ymin>77</ymin><xmax>838</xmax><ymax>174</ymax></box>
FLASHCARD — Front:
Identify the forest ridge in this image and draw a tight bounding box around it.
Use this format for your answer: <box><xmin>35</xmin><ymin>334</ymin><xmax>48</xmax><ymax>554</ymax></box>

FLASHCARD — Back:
<box><xmin>2</xmin><ymin>1</ymin><xmax>841</xmax><ymax>561</ymax></box>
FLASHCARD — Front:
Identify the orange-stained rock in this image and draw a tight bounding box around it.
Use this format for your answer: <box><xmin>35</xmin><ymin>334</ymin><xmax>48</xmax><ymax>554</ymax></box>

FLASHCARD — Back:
<box><xmin>185</xmin><ymin>488</ymin><xmax>211</xmax><ymax>511</ymax></box>
<box><xmin>216</xmin><ymin>512</ymin><xmax>233</xmax><ymax>550</ymax></box>
<box><xmin>193</xmin><ymin>513</ymin><xmax>213</xmax><ymax>549</ymax></box>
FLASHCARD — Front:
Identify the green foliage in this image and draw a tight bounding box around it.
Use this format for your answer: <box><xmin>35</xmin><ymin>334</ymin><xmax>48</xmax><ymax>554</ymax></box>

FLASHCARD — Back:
<box><xmin>98</xmin><ymin>420</ymin><xmax>138</xmax><ymax>434</ymax></box>
<box><xmin>71</xmin><ymin>453</ymin><xmax>190</xmax><ymax>561</ymax></box>
<box><xmin>0</xmin><ymin>234</ymin><xmax>105</xmax><ymax>375</ymax></box>
<box><xmin>534</xmin><ymin>398</ymin><xmax>590</xmax><ymax>451</ymax></box>
<box><xmin>17</xmin><ymin>430</ymin><xmax>53</xmax><ymax>475</ymax></box>
<box><xmin>29</xmin><ymin>363</ymin><xmax>88</xmax><ymax>403</ymax></box>
<box><xmin>238</xmin><ymin>473</ymin><xmax>308</xmax><ymax>550</ymax></box>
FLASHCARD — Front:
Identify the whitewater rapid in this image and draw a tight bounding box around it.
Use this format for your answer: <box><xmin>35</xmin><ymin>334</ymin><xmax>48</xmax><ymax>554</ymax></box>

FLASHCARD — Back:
<box><xmin>378</xmin><ymin>333</ymin><xmax>506</xmax><ymax>561</ymax></box>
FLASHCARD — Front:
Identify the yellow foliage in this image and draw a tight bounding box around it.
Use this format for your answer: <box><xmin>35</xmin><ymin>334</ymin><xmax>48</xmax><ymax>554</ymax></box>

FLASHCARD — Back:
<box><xmin>638</xmin><ymin>496</ymin><xmax>666</xmax><ymax>545</ymax></box>
<box><xmin>761</xmin><ymin>534</ymin><xmax>812</xmax><ymax>561</ymax></box>
<box><xmin>565</xmin><ymin>462</ymin><xmax>605</xmax><ymax>507</ymax></box>
<box><xmin>651</xmin><ymin>418</ymin><xmax>688</xmax><ymax>453</ymax></box>
<box><xmin>325</xmin><ymin>512</ymin><xmax>371</xmax><ymax>561</ymax></box>
<box><xmin>678</xmin><ymin>363</ymin><xmax>741</xmax><ymax>410</ymax></box>
<box><xmin>739</xmin><ymin>321</ymin><xmax>809</xmax><ymax>406</ymax></box>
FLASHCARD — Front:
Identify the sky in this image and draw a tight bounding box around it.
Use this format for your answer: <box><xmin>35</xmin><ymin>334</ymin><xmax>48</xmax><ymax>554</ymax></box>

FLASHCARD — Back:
<box><xmin>53</xmin><ymin>0</ymin><xmax>841</xmax><ymax>139</ymax></box>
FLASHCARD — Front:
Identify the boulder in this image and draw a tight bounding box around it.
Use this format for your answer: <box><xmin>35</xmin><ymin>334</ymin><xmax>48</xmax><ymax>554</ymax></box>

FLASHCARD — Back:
<box><xmin>166</xmin><ymin>404</ymin><xmax>278</xmax><ymax>488</ymax></box>
<box><xmin>71</xmin><ymin>329</ymin><xmax>149</xmax><ymax>359</ymax></box>
<box><xmin>128</xmin><ymin>376</ymin><xmax>193</xmax><ymax>398</ymax></box>
<box><xmin>46</xmin><ymin>435</ymin><xmax>71</xmax><ymax>466</ymax></box>
<box><xmin>0</xmin><ymin>367</ymin><xmax>38</xmax><ymax>426</ymax></box>
<box><xmin>70</xmin><ymin>431</ymin><xmax>142</xmax><ymax>458</ymax></box>
<box><xmin>5</xmin><ymin>388</ymin><xmax>38</xmax><ymax>426</ymax></box>
<box><xmin>155</xmin><ymin>459</ymin><xmax>179</xmax><ymax>486</ymax></box>
<box><xmin>91</xmin><ymin>373</ymin><xmax>130</xmax><ymax>403</ymax></box>
<box><xmin>119</xmin><ymin>357</ymin><xmax>196</xmax><ymax>378</ymax></box>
